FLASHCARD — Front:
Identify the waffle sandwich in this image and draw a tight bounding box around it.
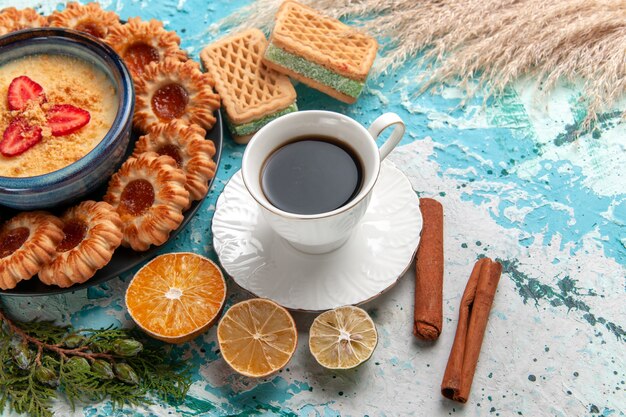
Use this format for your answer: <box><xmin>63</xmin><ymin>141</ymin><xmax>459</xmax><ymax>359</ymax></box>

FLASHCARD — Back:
<box><xmin>201</xmin><ymin>28</ymin><xmax>297</xmax><ymax>144</ymax></box>
<box><xmin>263</xmin><ymin>1</ymin><xmax>378</xmax><ymax>104</ymax></box>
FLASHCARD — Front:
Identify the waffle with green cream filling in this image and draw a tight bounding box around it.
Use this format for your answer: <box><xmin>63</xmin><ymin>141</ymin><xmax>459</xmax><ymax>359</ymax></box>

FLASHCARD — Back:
<box><xmin>225</xmin><ymin>103</ymin><xmax>298</xmax><ymax>137</ymax></box>
<box><xmin>264</xmin><ymin>43</ymin><xmax>364</xmax><ymax>99</ymax></box>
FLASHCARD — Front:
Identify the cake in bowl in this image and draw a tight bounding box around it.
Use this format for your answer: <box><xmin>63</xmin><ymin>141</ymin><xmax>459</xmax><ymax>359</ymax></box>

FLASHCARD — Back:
<box><xmin>0</xmin><ymin>54</ymin><xmax>118</xmax><ymax>178</ymax></box>
<box><xmin>0</xmin><ymin>28</ymin><xmax>134</xmax><ymax>210</ymax></box>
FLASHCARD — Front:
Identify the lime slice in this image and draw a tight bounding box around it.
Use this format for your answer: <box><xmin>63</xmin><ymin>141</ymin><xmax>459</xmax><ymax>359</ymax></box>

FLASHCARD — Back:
<box><xmin>309</xmin><ymin>305</ymin><xmax>378</xmax><ymax>369</ymax></box>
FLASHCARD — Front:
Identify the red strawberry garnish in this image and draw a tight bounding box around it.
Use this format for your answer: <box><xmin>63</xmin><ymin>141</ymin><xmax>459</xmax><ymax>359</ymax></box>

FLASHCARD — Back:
<box><xmin>46</xmin><ymin>104</ymin><xmax>91</xmax><ymax>136</ymax></box>
<box><xmin>0</xmin><ymin>117</ymin><xmax>43</xmax><ymax>157</ymax></box>
<box><xmin>7</xmin><ymin>76</ymin><xmax>46</xmax><ymax>111</ymax></box>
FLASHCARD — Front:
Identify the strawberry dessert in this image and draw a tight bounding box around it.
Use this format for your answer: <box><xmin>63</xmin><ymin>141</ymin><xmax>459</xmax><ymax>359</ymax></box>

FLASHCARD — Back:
<box><xmin>0</xmin><ymin>54</ymin><xmax>118</xmax><ymax>177</ymax></box>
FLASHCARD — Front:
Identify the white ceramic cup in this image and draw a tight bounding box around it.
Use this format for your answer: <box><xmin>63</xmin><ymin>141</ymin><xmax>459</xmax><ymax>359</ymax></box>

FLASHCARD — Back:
<box><xmin>241</xmin><ymin>110</ymin><xmax>405</xmax><ymax>254</ymax></box>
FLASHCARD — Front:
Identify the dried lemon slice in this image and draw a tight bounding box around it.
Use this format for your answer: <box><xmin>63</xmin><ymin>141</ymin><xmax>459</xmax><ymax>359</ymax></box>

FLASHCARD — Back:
<box><xmin>217</xmin><ymin>298</ymin><xmax>297</xmax><ymax>377</ymax></box>
<box><xmin>125</xmin><ymin>252</ymin><xmax>226</xmax><ymax>344</ymax></box>
<box><xmin>309</xmin><ymin>305</ymin><xmax>378</xmax><ymax>369</ymax></box>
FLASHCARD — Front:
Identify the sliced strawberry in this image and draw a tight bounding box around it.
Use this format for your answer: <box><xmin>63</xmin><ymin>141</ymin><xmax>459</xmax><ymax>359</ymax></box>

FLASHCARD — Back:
<box><xmin>7</xmin><ymin>76</ymin><xmax>46</xmax><ymax>111</ymax></box>
<box><xmin>46</xmin><ymin>104</ymin><xmax>91</xmax><ymax>136</ymax></box>
<box><xmin>0</xmin><ymin>117</ymin><xmax>43</xmax><ymax>157</ymax></box>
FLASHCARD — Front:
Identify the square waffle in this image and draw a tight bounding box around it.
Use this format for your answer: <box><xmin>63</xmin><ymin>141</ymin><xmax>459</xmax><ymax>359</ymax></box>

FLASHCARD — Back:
<box><xmin>201</xmin><ymin>28</ymin><xmax>297</xmax><ymax>144</ymax></box>
<box><xmin>263</xmin><ymin>1</ymin><xmax>378</xmax><ymax>103</ymax></box>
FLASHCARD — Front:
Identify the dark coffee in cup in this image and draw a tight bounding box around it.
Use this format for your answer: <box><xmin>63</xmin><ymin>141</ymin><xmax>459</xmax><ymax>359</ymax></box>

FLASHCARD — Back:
<box><xmin>261</xmin><ymin>135</ymin><xmax>363</xmax><ymax>215</ymax></box>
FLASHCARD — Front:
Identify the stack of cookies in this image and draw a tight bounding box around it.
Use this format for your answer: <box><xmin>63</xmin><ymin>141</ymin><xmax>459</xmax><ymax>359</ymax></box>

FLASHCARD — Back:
<box><xmin>201</xmin><ymin>29</ymin><xmax>297</xmax><ymax>144</ymax></box>
<box><xmin>202</xmin><ymin>0</ymin><xmax>378</xmax><ymax>144</ymax></box>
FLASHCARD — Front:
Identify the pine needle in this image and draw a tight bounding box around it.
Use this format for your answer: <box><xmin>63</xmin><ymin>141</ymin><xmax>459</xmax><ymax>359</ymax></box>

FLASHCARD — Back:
<box><xmin>217</xmin><ymin>0</ymin><xmax>626</xmax><ymax>132</ymax></box>
<box><xmin>0</xmin><ymin>310</ymin><xmax>192</xmax><ymax>417</ymax></box>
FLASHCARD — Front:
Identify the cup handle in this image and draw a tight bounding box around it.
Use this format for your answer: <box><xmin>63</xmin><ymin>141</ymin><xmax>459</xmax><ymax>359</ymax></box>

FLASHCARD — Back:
<box><xmin>368</xmin><ymin>112</ymin><xmax>405</xmax><ymax>161</ymax></box>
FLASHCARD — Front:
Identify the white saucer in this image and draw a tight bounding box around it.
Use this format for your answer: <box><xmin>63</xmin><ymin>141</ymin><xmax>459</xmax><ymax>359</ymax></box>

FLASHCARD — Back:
<box><xmin>212</xmin><ymin>160</ymin><xmax>422</xmax><ymax>311</ymax></box>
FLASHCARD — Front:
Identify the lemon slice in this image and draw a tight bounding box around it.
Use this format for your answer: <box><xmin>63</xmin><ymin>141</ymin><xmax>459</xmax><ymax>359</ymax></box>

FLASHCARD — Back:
<box><xmin>309</xmin><ymin>305</ymin><xmax>378</xmax><ymax>369</ymax></box>
<box><xmin>217</xmin><ymin>298</ymin><xmax>298</xmax><ymax>377</ymax></box>
<box><xmin>125</xmin><ymin>252</ymin><xmax>226</xmax><ymax>344</ymax></box>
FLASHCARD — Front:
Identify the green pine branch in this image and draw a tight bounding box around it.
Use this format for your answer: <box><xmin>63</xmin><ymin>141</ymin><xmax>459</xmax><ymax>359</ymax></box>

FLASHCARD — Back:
<box><xmin>0</xmin><ymin>307</ymin><xmax>192</xmax><ymax>417</ymax></box>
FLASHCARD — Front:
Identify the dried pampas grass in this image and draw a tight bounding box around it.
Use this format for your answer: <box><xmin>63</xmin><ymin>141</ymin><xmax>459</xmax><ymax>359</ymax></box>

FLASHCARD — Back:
<box><xmin>218</xmin><ymin>0</ymin><xmax>626</xmax><ymax>131</ymax></box>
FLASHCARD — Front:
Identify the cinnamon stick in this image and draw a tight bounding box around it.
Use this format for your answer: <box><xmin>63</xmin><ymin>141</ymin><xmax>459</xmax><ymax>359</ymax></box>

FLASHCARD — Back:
<box><xmin>413</xmin><ymin>198</ymin><xmax>444</xmax><ymax>340</ymax></box>
<box><xmin>441</xmin><ymin>257</ymin><xmax>502</xmax><ymax>403</ymax></box>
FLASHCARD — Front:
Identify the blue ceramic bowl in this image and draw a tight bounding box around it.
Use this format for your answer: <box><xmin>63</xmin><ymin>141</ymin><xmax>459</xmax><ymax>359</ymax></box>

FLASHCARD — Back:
<box><xmin>0</xmin><ymin>28</ymin><xmax>134</xmax><ymax>210</ymax></box>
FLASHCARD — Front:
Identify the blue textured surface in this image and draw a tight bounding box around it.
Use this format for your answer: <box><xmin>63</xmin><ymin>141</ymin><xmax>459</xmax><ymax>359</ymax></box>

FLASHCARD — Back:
<box><xmin>1</xmin><ymin>0</ymin><xmax>625</xmax><ymax>416</ymax></box>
